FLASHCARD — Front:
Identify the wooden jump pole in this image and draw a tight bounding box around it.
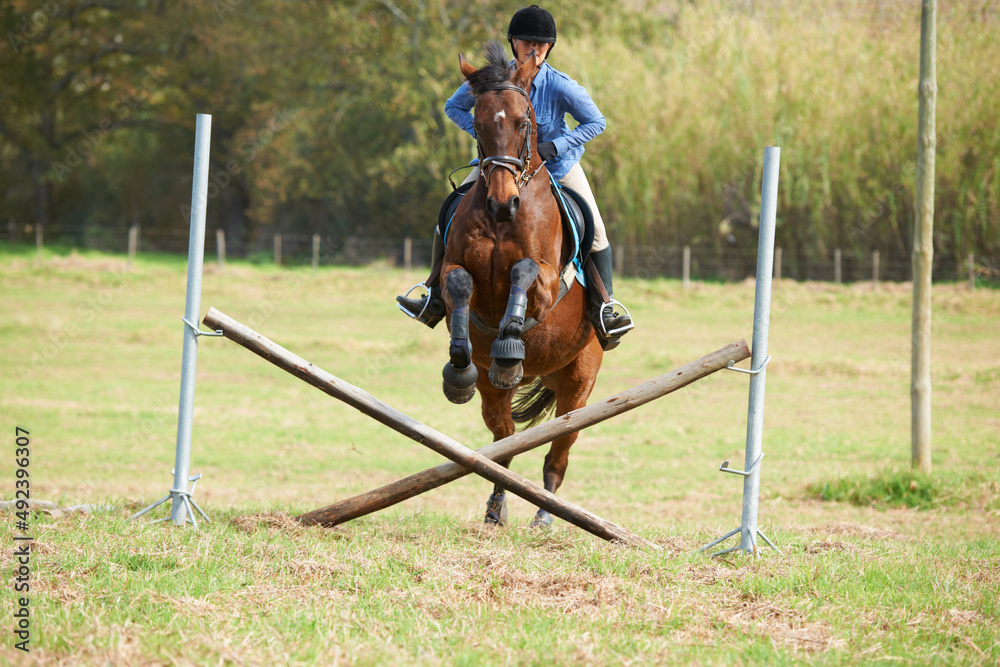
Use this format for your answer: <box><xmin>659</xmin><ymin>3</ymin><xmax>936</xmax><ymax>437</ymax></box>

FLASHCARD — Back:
<box><xmin>203</xmin><ymin>307</ymin><xmax>662</xmax><ymax>548</ymax></box>
<box><xmin>297</xmin><ymin>340</ymin><xmax>750</xmax><ymax>527</ymax></box>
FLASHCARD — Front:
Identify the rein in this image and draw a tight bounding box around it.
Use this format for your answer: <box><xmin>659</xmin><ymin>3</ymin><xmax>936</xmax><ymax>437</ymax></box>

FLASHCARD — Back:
<box><xmin>477</xmin><ymin>84</ymin><xmax>546</xmax><ymax>190</ymax></box>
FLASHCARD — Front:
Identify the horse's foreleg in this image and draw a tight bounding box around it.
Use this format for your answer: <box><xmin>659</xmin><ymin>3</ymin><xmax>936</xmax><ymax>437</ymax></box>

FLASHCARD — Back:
<box><xmin>489</xmin><ymin>258</ymin><xmax>539</xmax><ymax>389</ymax></box>
<box><xmin>442</xmin><ymin>267</ymin><xmax>478</xmax><ymax>404</ymax></box>
<box><xmin>478</xmin><ymin>379</ymin><xmax>518</xmax><ymax>525</ymax></box>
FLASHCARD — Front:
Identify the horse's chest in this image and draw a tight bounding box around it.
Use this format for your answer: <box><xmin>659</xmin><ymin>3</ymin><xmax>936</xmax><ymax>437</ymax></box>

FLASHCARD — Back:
<box><xmin>464</xmin><ymin>226</ymin><xmax>535</xmax><ymax>266</ymax></box>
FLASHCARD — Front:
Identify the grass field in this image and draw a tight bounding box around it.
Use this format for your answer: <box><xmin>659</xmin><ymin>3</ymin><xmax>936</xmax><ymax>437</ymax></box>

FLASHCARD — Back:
<box><xmin>2</xmin><ymin>248</ymin><xmax>998</xmax><ymax>665</ymax></box>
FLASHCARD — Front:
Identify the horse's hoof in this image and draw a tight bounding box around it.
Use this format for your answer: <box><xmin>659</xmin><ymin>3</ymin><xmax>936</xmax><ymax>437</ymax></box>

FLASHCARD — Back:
<box><xmin>490</xmin><ymin>335</ymin><xmax>525</xmax><ymax>361</ymax></box>
<box><xmin>484</xmin><ymin>510</ymin><xmax>505</xmax><ymax>526</ymax></box>
<box><xmin>530</xmin><ymin>510</ymin><xmax>553</xmax><ymax>530</ymax></box>
<box><xmin>484</xmin><ymin>492</ymin><xmax>508</xmax><ymax>526</ymax></box>
<box><xmin>489</xmin><ymin>359</ymin><xmax>523</xmax><ymax>389</ymax></box>
<box><xmin>442</xmin><ymin>362</ymin><xmax>477</xmax><ymax>404</ymax></box>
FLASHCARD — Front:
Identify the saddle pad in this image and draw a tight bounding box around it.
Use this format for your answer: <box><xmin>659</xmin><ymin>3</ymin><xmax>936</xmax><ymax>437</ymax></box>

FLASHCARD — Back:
<box><xmin>550</xmin><ymin>176</ymin><xmax>595</xmax><ymax>281</ymax></box>
<box><xmin>437</xmin><ymin>182</ymin><xmax>473</xmax><ymax>240</ymax></box>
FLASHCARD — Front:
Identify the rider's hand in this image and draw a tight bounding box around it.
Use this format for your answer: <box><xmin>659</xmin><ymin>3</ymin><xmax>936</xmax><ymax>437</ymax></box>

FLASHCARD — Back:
<box><xmin>537</xmin><ymin>141</ymin><xmax>557</xmax><ymax>162</ymax></box>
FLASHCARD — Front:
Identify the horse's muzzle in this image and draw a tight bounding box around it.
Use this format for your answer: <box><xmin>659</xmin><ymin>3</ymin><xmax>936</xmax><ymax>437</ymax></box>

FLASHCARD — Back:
<box><xmin>488</xmin><ymin>195</ymin><xmax>520</xmax><ymax>222</ymax></box>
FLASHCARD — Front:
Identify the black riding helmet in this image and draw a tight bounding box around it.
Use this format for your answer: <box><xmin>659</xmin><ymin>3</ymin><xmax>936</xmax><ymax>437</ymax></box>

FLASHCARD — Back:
<box><xmin>507</xmin><ymin>5</ymin><xmax>556</xmax><ymax>59</ymax></box>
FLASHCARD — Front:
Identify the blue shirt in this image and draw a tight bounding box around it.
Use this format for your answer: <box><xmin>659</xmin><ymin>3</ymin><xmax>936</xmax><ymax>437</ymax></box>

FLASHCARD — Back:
<box><xmin>444</xmin><ymin>61</ymin><xmax>606</xmax><ymax>181</ymax></box>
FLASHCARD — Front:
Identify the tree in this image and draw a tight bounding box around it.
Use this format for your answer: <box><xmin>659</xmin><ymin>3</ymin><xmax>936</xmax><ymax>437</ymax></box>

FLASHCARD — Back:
<box><xmin>0</xmin><ymin>1</ymin><xmax>165</xmax><ymax>229</ymax></box>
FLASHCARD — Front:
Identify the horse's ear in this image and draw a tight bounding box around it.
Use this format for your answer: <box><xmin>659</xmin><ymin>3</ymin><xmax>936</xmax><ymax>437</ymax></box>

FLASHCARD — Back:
<box><xmin>513</xmin><ymin>49</ymin><xmax>540</xmax><ymax>90</ymax></box>
<box><xmin>459</xmin><ymin>53</ymin><xmax>477</xmax><ymax>81</ymax></box>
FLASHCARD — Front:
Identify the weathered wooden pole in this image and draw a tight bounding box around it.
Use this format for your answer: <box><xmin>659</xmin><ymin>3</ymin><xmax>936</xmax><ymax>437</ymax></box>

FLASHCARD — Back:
<box><xmin>128</xmin><ymin>225</ymin><xmax>139</xmax><ymax>269</ymax></box>
<box><xmin>203</xmin><ymin>307</ymin><xmax>662</xmax><ymax>548</ymax></box>
<box><xmin>216</xmin><ymin>229</ymin><xmax>226</xmax><ymax>269</ymax></box>
<box><xmin>912</xmin><ymin>0</ymin><xmax>936</xmax><ymax>474</ymax></box>
<box><xmin>312</xmin><ymin>234</ymin><xmax>321</xmax><ymax>270</ymax></box>
<box><xmin>834</xmin><ymin>248</ymin><xmax>842</xmax><ymax>284</ymax></box>
<box><xmin>297</xmin><ymin>340</ymin><xmax>750</xmax><ymax>527</ymax></box>
<box><xmin>682</xmin><ymin>245</ymin><xmax>691</xmax><ymax>288</ymax></box>
<box><xmin>873</xmin><ymin>250</ymin><xmax>880</xmax><ymax>289</ymax></box>
<box><xmin>774</xmin><ymin>247</ymin><xmax>782</xmax><ymax>280</ymax></box>
<box><xmin>274</xmin><ymin>233</ymin><xmax>282</xmax><ymax>266</ymax></box>
<box><xmin>34</xmin><ymin>223</ymin><xmax>43</xmax><ymax>267</ymax></box>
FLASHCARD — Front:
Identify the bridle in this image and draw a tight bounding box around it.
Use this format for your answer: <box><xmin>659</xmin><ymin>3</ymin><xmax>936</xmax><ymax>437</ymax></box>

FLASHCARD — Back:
<box><xmin>476</xmin><ymin>83</ymin><xmax>546</xmax><ymax>189</ymax></box>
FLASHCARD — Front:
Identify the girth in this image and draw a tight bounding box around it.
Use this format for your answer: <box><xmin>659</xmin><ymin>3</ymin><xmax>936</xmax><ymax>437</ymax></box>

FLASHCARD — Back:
<box><xmin>469</xmin><ymin>262</ymin><xmax>578</xmax><ymax>338</ymax></box>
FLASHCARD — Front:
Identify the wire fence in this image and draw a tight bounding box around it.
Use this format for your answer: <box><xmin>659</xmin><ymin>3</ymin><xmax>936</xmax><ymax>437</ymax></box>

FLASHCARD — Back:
<box><xmin>5</xmin><ymin>222</ymin><xmax>998</xmax><ymax>287</ymax></box>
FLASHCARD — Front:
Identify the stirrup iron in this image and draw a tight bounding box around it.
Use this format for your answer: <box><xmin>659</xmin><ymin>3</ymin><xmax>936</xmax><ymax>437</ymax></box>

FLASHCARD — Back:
<box><xmin>599</xmin><ymin>299</ymin><xmax>635</xmax><ymax>338</ymax></box>
<box><xmin>397</xmin><ymin>283</ymin><xmax>431</xmax><ymax>320</ymax></box>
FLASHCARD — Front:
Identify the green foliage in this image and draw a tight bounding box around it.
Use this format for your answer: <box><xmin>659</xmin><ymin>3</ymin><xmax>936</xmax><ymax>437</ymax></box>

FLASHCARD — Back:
<box><xmin>1</xmin><ymin>1</ymin><xmax>999</xmax><ymax>268</ymax></box>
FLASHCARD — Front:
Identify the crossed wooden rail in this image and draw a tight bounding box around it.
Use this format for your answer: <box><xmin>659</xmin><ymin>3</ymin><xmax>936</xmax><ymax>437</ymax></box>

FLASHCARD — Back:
<box><xmin>204</xmin><ymin>307</ymin><xmax>749</xmax><ymax>549</ymax></box>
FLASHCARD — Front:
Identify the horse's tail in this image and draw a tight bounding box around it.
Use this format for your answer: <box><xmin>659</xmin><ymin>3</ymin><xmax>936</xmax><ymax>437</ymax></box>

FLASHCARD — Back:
<box><xmin>511</xmin><ymin>378</ymin><xmax>557</xmax><ymax>428</ymax></box>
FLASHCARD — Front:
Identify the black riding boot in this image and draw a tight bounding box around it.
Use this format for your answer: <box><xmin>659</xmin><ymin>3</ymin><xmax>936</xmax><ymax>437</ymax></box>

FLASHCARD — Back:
<box><xmin>396</xmin><ymin>228</ymin><xmax>446</xmax><ymax>328</ymax></box>
<box><xmin>587</xmin><ymin>246</ymin><xmax>633</xmax><ymax>351</ymax></box>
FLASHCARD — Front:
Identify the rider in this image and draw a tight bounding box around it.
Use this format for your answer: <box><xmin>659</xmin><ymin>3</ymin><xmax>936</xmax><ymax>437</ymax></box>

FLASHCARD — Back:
<box><xmin>397</xmin><ymin>4</ymin><xmax>632</xmax><ymax>350</ymax></box>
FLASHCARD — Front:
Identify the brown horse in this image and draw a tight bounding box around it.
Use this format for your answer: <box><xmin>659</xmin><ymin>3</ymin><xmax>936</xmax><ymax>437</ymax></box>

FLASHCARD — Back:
<box><xmin>440</xmin><ymin>42</ymin><xmax>604</xmax><ymax>527</ymax></box>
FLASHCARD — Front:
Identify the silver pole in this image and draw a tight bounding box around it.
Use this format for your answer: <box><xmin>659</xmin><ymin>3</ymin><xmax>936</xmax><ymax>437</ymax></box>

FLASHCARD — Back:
<box><xmin>171</xmin><ymin>113</ymin><xmax>212</xmax><ymax>526</ymax></box>
<box><xmin>740</xmin><ymin>146</ymin><xmax>779</xmax><ymax>554</ymax></box>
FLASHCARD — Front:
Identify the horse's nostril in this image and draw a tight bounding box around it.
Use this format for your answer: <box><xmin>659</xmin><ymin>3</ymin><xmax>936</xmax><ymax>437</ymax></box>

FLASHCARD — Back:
<box><xmin>487</xmin><ymin>198</ymin><xmax>498</xmax><ymax>216</ymax></box>
<box><xmin>510</xmin><ymin>196</ymin><xmax>520</xmax><ymax>217</ymax></box>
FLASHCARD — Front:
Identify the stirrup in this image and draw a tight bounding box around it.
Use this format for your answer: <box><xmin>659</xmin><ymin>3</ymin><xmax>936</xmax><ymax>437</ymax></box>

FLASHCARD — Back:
<box><xmin>598</xmin><ymin>299</ymin><xmax>635</xmax><ymax>338</ymax></box>
<box><xmin>397</xmin><ymin>283</ymin><xmax>431</xmax><ymax>320</ymax></box>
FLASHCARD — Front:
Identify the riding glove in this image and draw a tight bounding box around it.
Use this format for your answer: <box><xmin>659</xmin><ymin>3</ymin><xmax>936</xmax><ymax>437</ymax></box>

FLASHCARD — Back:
<box><xmin>537</xmin><ymin>141</ymin><xmax>557</xmax><ymax>162</ymax></box>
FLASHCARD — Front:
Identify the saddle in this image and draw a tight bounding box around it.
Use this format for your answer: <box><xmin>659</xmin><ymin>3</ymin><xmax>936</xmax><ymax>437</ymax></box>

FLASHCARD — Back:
<box><xmin>438</xmin><ymin>175</ymin><xmax>595</xmax><ymax>276</ymax></box>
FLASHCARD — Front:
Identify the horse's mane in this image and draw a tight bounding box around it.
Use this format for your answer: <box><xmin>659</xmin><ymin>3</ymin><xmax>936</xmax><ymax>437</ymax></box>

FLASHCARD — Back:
<box><xmin>466</xmin><ymin>41</ymin><xmax>515</xmax><ymax>95</ymax></box>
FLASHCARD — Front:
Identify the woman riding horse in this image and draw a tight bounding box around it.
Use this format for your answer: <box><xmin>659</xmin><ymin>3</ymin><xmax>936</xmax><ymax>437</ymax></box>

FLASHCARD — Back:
<box><xmin>426</xmin><ymin>38</ymin><xmax>605</xmax><ymax>527</ymax></box>
<box><xmin>397</xmin><ymin>4</ymin><xmax>633</xmax><ymax>351</ymax></box>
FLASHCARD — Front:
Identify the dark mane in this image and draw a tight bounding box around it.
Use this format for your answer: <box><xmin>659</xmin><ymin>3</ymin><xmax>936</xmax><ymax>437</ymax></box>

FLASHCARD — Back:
<box><xmin>465</xmin><ymin>41</ymin><xmax>515</xmax><ymax>95</ymax></box>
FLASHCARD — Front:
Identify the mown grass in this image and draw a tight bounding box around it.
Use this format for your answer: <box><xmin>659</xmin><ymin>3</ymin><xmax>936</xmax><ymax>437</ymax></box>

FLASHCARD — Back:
<box><xmin>2</xmin><ymin>249</ymin><xmax>998</xmax><ymax>664</ymax></box>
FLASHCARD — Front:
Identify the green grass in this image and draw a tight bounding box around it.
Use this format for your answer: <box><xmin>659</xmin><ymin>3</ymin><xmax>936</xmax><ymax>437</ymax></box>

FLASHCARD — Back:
<box><xmin>1</xmin><ymin>249</ymin><xmax>998</xmax><ymax>665</ymax></box>
<box><xmin>810</xmin><ymin>469</ymin><xmax>944</xmax><ymax>510</ymax></box>
<box><xmin>809</xmin><ymin>470</ymin><xmax>1000</xmax><ymax>511</ymax></box>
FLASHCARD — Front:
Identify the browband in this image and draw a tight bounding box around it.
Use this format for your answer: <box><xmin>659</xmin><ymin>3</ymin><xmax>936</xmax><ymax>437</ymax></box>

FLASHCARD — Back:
<box><xmin>488</xmin><ymin>83</ymin><xmax>528</xmax><ymax>100</ymax></box>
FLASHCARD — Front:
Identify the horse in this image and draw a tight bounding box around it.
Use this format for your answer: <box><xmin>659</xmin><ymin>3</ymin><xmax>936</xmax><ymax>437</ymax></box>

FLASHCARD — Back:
<box><xmin>439</xmin><ymin>42</ymin><xmax>604</xmax><ymax>527</ymax></box>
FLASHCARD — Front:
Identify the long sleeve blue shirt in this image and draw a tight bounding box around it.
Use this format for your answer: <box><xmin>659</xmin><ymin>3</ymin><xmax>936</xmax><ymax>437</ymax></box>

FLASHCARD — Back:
<box><xmin>444</xmin><ymin>61</ymin><xmax>606</xmax><ymax>181</ymax></box>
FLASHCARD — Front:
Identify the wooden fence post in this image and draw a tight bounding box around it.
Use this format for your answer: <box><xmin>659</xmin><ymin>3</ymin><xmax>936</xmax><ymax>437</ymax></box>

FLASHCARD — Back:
<box><xmin>834</xmin><ymin>248</ymin><xmax>842</xmax><ymax>284</ymax></box>
<box><xmin>34</xmin><ymin>224</ymin><xmax>43</xmax><ymax>267</ymax></box>
<box><xmin>968</xmin><ymin>252</ymin><xmax>975</xmax><ymax>291</ymax></box>
<box><xmin>615</xmin><ymin>245</ymin><xmax>624</xmax><ymax>276</ymax></box>
<box><xmin>216</xmin><ymin>229</ymin><xmax>226</xmax><ymax>269</ymax></box>
<box><xmin>313</xmin><ymin>234</ymin><xmax>320</xmax><ymax>270</ymax></box>
<box><xmin>274</xmin><ymin>233</ymin><xmax>282</xmax><ymax>266</ymax></box>
<box><xmin>911</xmin><ymin>0</ymin><xmax>937</xmax><ymax>475</ymax></box>
<box><xmin>404</xmin><ymin>237</ymin><xmax>412</xmax><ymax>272</ymax></box>
<box><xmin>873</xmin><ymin>250</ymin><xmax>880</xmax><ymax>290</ymax></box>
<box><xmin>774</xmin><ymin>247</ymin><xmax>782</xmax><ymax>280</ymax></box>
<box><xmin>128</xmin><ymin>225</ymin><xmax>139</xmax><ymax>269</ymax></box>
<box><xmin>682</xmin><ymin>245</ymin><xmax>691</xmax><ymax>288</ymax></box>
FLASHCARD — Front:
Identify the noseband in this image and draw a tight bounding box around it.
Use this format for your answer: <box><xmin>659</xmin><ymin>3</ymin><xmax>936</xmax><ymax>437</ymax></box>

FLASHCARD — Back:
<box><xmin>477</xmin><ymin>84</ymin><xmax>545</xmax><ymax>190</ymax></box>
